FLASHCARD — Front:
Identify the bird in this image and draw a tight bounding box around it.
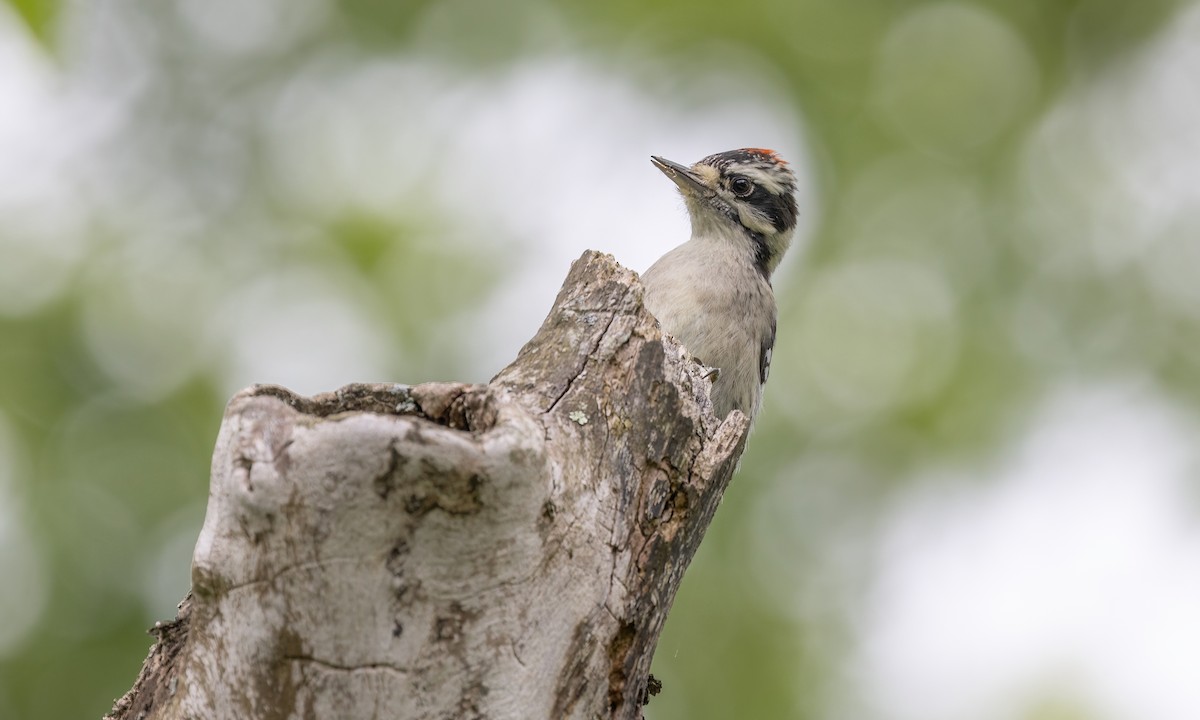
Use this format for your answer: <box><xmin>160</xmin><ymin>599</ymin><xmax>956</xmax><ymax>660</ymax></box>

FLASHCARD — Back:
<box><xmin>641</xmin><ymin>148</ymin><xmax>799</xmax><ymax>421</ymax></box>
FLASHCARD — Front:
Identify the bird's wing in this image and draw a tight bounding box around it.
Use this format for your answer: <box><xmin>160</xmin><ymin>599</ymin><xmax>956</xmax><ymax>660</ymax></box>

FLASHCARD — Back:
<box><xmin>759</xmin><ymin>318</ymin><xmax>776</xmax><ymax>386</ymax></box>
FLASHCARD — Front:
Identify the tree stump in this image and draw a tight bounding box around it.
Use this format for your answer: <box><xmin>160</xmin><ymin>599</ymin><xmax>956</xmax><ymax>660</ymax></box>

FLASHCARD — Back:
<box><xmin>107</xmin><ymin>250</ymin><xmax>752</xmax><ymax>720</ymax></box>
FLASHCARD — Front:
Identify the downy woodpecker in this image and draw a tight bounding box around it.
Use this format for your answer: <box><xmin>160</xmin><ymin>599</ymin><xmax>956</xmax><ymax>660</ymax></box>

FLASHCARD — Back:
<box><xmin>642</xmin><ymin>148</ymin><xmax>798</xmax><ymax>420</ymax></box>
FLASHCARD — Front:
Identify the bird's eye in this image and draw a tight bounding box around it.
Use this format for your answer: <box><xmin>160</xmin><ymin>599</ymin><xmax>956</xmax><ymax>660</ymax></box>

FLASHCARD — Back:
<box><xmin>730</xmin><ymin>177</ymin><xmax>753</xmax><ymax>197</ymax></box>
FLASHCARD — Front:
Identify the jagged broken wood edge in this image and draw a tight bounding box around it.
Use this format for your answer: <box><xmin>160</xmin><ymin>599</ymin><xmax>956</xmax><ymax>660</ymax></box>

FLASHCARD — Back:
<box><xmin>106</xmin><ymin>250</ymin><xmax>751</xmax><ymax>720</ymax></box>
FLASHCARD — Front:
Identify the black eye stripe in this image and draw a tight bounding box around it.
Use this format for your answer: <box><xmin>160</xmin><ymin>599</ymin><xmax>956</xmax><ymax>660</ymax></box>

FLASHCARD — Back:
<box><xmin>743</xmin><ymin>184</ymin><xmax>798</xmax><ymax>233</ymax></box>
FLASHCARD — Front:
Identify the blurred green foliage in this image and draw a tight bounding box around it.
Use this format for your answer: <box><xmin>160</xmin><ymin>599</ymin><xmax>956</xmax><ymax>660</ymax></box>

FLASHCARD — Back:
<box><xmin>3</xmin><ymin>0</ymin><xmax>57</xmax><ymax>45</ymax></box>
<box><xmin>1</xmin><ymin>0</ymin><xmax>1197</xmax><ymax>718</ymax></box>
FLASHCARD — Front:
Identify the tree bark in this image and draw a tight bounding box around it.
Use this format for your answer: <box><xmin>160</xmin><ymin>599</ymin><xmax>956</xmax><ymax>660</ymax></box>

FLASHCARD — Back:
<box><xmin>107</xmin><ymin>250</ymin><xmax>751</xmax><ymax>720</ymax></box>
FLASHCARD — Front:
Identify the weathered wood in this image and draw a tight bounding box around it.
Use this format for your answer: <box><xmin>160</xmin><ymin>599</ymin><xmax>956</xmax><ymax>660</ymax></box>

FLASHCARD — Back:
<box><xmin>107</xmin><ymin>251</ymin><xmax>751</xmax><ymax>720</ymax></box>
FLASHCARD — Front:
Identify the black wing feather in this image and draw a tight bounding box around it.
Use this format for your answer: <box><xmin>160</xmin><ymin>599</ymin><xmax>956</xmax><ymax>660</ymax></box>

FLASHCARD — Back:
<box><xmin>759</xmin><ymin>319</ymin><xmax>776</xmax><ymax>385</ymax></box>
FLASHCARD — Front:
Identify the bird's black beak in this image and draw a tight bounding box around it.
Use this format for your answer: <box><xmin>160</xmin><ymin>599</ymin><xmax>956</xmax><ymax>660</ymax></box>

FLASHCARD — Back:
<box><xmin>651</xmin><ymin>155</ymin><xmax>707</xmax><ymax>195</ymax></box>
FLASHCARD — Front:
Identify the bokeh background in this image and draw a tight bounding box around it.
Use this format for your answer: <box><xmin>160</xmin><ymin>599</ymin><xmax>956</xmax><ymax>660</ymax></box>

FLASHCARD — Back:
<box><xmin>2</xmin><ymin>0</ymin><xmax>1200</xmax><ymax>718</ymax></box>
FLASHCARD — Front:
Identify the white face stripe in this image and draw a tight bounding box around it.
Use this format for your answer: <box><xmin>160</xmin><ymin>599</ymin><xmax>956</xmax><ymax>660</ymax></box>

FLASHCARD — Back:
<box><xmin>738</xmin><ymin>165</ymin><xmax>792</xmax><ymax>196</ymax></box>
<box><xmin>737</xmin><ymin>205</ymin><xmax>778</xmax><ymax>236</ymax></box>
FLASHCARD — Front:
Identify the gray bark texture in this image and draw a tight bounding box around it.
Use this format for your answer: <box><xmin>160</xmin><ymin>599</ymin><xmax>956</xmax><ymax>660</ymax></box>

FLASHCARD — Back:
<box><xmin>106</xmin><ymin>250</ymin><xmax>752</xmax><ymax>720</ymax></box>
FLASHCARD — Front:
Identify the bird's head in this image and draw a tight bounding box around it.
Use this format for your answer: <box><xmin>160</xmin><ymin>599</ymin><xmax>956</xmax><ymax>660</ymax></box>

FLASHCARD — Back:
<box><xmin>651</xmin><ymin>148</ymin><xmax>798</xmax><ymax>278</ymax></box>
